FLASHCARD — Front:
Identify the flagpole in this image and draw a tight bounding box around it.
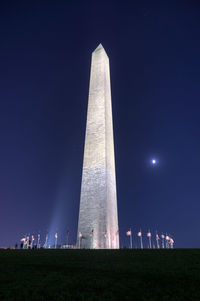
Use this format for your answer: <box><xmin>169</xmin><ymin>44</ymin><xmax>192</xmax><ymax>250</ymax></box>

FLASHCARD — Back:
<box><xmin>78</xmin><ymin>232</ymin><xmax>82</xmax><ymax>249</ymax></box>
<box><xmin>161</xmin><ymin>234</ymin><xmax>165</xmax><ymax>248</ymax></box>
<box><xmin>156</xmin><ymin>239</ymin><xmax>159</xmax><ymax>249</ymax></box>
<box><xmin>55</xmin><ymin>233</ymin><xmax>58</xmax><ymax>249</ymax></box>
<box><xmin>24</xmin><ymin>234</ymin><xmax>27</xmax><ymax>249</ymax></box>
<box><xmin>147</xmin><ymin>230</ymin><xmax>152</xmax><ymax>249</ymax></box>
<box><xmin>166</xmin><ymin>235</ymin><xmax>169</xmax><ymax>249</ymax></box>
<box><xmin>26</xmin><ymin>236</ymin><xmax>29</xmax><ymax>249</ymax></box>
<box><xmin>21</xmin><ymin>236</ymin><xmax>26</xmax><ymax>249</ymax></box>
<box><xmin>149</xmin><ymin>236</ymin><xmax>152</xmax><ymax>249</ymax></box>
<box><xmin>45</xmin><ymin>233</ymin><xmax>48</xmax><ymax>249</ymax></box>
<box><xmin>140</xmin><ymin>230</ymin><xmax>143</xmax><ymax>249</ymax></box>
<box><xmin>130</xmin><ymin>229</ymin><xmax>132</xmax><ymax>249</ymax></box>
<box><xmin>37</xmin><ymin>234</ymin><xmax>40</xmax><ymax>249</ymax></box>
<box><xmin>66</xmin><ymin>231</ymin><xmax>69</xmax><ymax>247</ymax></box>
<box><xmin>31</xmin><ymin>235</ymin><xmax>34</xmax><ymax>249</ymax></box>
<box><xmin>156</xmin><ymin>231</ymin><xmax>160</xmax><ymax>249</ymax></box>
<box><xmin>170</xmin><ymin>237</ymin><xmax>174</xmax><ymax>249</ymax></box>
<box><xmin>90</xmin><ymin>230</ymin><xmax>94</xmax><ymax>249</ymax></box>
<box><xmin>137</xmin><ymin>230</ymin><xmax>143</xmax><ymax>249</ymax></box>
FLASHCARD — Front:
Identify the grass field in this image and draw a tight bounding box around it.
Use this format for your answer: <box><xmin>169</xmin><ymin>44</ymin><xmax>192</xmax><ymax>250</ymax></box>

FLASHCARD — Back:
<box><xmin>0</xmin><ymin>249</ymin><xmax>200</xmax><ymax>300</ymax></box>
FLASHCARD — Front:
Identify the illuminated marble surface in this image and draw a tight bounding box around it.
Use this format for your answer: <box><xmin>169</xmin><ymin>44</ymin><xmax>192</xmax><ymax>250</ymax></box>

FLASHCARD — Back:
<box><xmin>77</xmin><ymin>44</ymin><xmax>119</xmax><ymax>249</ymax></box>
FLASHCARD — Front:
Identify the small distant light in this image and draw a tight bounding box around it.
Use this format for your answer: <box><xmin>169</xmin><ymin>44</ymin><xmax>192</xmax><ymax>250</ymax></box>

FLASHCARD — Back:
<box><xmin>152</xmin><ymin>159</ymin><xmax>156</xmax><ymax>165</ymax></box>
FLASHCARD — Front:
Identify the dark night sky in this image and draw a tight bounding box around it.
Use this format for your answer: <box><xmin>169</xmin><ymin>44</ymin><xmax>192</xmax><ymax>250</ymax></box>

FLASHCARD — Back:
<box><xmin>0</xmin><ymin>1</ymin><xmax>200</xmax><ymax>248</ymax></box>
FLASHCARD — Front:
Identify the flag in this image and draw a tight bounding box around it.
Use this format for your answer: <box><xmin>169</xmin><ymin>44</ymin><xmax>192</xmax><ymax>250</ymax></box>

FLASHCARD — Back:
<box><xmin>137</xmin><ymin>231</ymin><xmax>142</xmax><ymax>237</ymax></box>
<box><xmin>126</xmin><ymin>230</ymin><xmax>131</xmax><ymax>236</ymax></box>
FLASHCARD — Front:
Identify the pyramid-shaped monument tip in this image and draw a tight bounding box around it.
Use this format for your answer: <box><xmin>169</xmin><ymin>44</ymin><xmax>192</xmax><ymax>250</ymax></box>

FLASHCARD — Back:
<box><xmin>94</xmin><ymin>43</ymin><xmax>105</xmax><ymax>52</ymax></box>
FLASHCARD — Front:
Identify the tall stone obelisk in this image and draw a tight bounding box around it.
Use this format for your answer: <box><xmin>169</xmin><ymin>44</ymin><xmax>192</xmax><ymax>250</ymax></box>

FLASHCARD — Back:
<box><xmin>77</xmin><ymin>44</ymin><xmax>119</xmax><ymax>249</ymax></box>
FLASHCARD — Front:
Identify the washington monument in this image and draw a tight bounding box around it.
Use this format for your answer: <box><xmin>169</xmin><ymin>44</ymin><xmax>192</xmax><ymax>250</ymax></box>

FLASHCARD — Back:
<box><xmin>77</xmin><ymin>44</ymin><xmax>119</xmax><ymax>249</ymax></box>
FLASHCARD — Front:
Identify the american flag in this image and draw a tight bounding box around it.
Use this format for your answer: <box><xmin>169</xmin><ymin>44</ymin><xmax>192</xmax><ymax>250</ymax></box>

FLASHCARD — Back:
<box><xmin>126</xmin><ymin>230</ymin><xmax>131</xmax><ymax>236</ymax></box>
<box><xmin>147</xmin><ymin>231</ymin><xmax>151</xmax><ymax>237</ymax></box>
<box><xmin>137</xmin><ymin>231</ymin><xmax>142</xmax><ymax>237</ymax></box>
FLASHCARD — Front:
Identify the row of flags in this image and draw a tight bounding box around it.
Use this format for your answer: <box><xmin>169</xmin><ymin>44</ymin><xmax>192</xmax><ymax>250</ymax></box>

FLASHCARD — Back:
<box><xmin>78</xmin><ymin>229</ymin><xmax>174</xmax><ymax>249</ymax></box>
<box><xmin>126</xmin><ymin>229</ymin><xmax>174</xmax><ymax>249</ymax></box>
<box><xmin>21</xmin><ymin>234</ymin><xmax>42</xmax><ymax>249</ymax></box>
<box><xmin>20</xmin><ymin>229</ymin><xmax>174</xmax><ymax>249</ymax></box>
<box><xmin>21</xmin><ymin>231</ymin><xmax>70</xmax><ymax>249</ymax></box>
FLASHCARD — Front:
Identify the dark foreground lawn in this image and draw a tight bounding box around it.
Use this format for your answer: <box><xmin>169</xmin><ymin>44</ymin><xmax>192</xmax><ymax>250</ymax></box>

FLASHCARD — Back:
<box><xmin>0</xmin><ymin>249</ymin><xmax>200</xmax><ymax>300</ymax></box>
